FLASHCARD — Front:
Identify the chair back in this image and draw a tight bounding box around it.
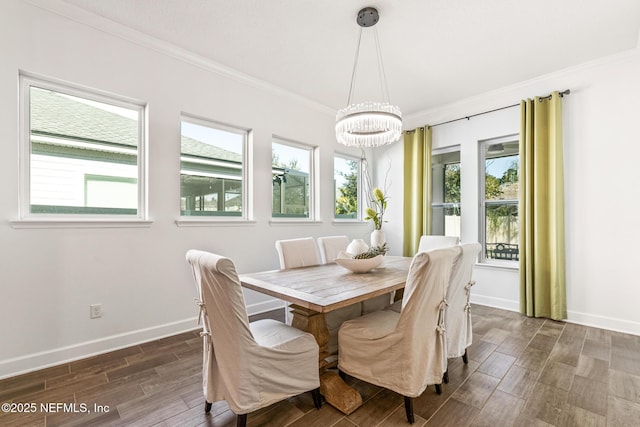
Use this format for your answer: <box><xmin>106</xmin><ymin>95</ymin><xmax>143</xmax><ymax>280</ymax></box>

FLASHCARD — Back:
<box><xmin>186</xmin><ymin>250</ymin><xmax>255</xmax><ymax>374</ymax></box>
<box><xmin>396</xmin><ymin>246</ymin><xmax>462</xmax><ymax>383</ymax></box>
<box><xmin>317</xmin><ymin>235</ymin><xmax>349</xmax><ymax>264</ymax></box>
<box><xmin>418</xmin><ymin>235</ymin><xmax>460</xmax><ymax>252</ymax></box>
<box><xmin>275</xmin><ymin>237</ymin><xmax>321</xmax><ymax>269</ymax></box>
<box><xmin>445</xmin><ymin>243</ymin><xmax>481</xmax><ymax>357</ymax></box>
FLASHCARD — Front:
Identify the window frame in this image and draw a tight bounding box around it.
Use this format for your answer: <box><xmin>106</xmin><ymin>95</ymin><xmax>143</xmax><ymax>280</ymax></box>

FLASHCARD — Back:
<box><xmin>478</xmin><ymin>134</ymin><xmax>520</xmax><ymax>265</ymax></box>
<box><xmin>271</xmin><ymin>136</ymin><xmax>317</xmax><ymax>222</ymax></box>
<box><xmin>17</xmin><ymin>72</ymin><xmax>148</xmax><ymax>226</ymax></box>
<box><xmin>333</xmin><ymin>153</ymin><xmax>362</xmax><ymax>221</ymax></box>
<box><xmin>431</xmin><ymin>145</ymin><xmax>461</xmax><ymax>238</ymax></box>
<box><xmin>178</xmin><ymin>114</ymin><xmax>251</xmax><ymax>223</ymax></box>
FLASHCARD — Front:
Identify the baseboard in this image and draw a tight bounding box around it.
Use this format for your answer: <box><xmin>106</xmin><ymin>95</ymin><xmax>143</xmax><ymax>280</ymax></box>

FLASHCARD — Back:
<box><xmin>0</xmin><ymin>317</ymin><xmax>199</xmax><ymax>380</ymax></box>
<box><xmin>566</xmin><ymin>310</ymin><xmax>640</xmax><ymax>336</ymax></box>
<box><xmin>471</xmin><ymin>294</ymin><xmax>640</xmax><ymax>337</ymax></box>
<box><xmin>0</xmin><ymin>299</ymin><xmax>287</xmax><ymax>380</ymax></box>
<box><xmin>247</xmin><ymin>298</ymin><xmax>285</xmax><ymax>316</ymax></box>
<box><xmin>470</xmin><ymin>294</ymin><xmax>520</xmax><ymax>312</ymax></box>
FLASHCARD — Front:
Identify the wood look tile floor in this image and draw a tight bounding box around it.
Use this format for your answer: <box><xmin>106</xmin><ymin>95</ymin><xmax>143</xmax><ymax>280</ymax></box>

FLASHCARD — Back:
<box><xmin>2</xmin><ymin>305</ymin><xmax>640</xmax><ymax>426</ymax></box>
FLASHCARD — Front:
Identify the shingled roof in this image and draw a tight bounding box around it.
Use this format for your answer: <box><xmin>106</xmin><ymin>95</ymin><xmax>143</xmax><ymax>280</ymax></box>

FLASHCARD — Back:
<box><xmin>31</xmin><ymin>87</ymin><xmax>241</xmax><ymax>163</ymax></box>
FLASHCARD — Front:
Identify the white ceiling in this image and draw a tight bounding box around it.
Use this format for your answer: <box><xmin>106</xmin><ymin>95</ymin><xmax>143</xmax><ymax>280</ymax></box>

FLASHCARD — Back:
<box><xmin>60</xmin><ymin>0</ymin><xmax>640</xmax><ymax>116</ymax></box>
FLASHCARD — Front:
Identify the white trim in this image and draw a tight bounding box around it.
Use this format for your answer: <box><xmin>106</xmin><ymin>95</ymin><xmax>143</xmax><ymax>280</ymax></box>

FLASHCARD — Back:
<box><xmin>470</xmin><ymin>294</ymin><xmax>520</xmax><ymax>312</ymax></box>
<box><xmin>0</xmin><ymin>299</ymin><xmax>285</xmax><ymax>380</ymax></box>
<box><xmin>175</xmin><ymin>218</ymin><xmax>256</xmax><ymax>227</ymax></box>
<box><xmin>23</xmin><ymin>0</ymin><xmax>335</xmax><ymax>117</ymax></box>
<box><xmin>10</xmin><ymin>219</ymin><xmax>154</xmax><ymax>229</ymax></box>
<box><xmin>271</xmin><ymin>136</ymin><xmax>318</xmax><ymax>221</ymax></box>
<box><xmin>332</xmin><ymin>219</ymin><xmax>369</xmax><ymax>226</ymax></box>
<box><xmin>18</xmin><ymin>72</ymin><xmax>148</xmax><ymax>222</ymax></box>
<box><xmin>0</xmin><ymin>317</ymin><xmax>198</xmax><ymax>380</ymax></box>
<box><xmin>248</xmin><ymin>299</ymin><xmax>286</xmax><ymax>316</ymax></box>
<box><xmin>567</xmin><ymin>310</ymin><xmax>640</xmax><ymax>337</ymax></box>
<box><xmin>269</xmin><ymin>220</ymin><xmax>323</xmax><ymax>226</ymax></box>
<box><xmin>478</xmin><ymin>134</ymin><xmax>520</xmax><ymax>264</ymax></box>
<box><xmin>179</xmin><ymin>113</ymin><xmax>251</xmax><ymax>221</ymax></box>
<box><xmin>333</xmin><ymin>152</ymin><xmax>363</xmax><ymax>221</ymax></box>
<box><xmin>474</xmin><ymin>262</ymin><xmax>518</xmax><ymax>272</ymax></box>
<box><xmin>470</xmin><ymin>296</ymin><xmax>640</xmax><ymax>337</ymax></box>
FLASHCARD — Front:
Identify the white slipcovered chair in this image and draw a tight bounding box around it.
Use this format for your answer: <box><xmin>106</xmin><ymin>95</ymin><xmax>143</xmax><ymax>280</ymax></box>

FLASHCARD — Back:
<box><xmin>186</xmin><ymin>250</ymin><xmax>321</xmax><ymax>427</ymax></box>
<box><xmin>388</xmin><ymin>234</ymin><xmax>459</xmax><ymax>315</ymax></box>
<box><xmin>338</xmin><ymin>246</ymin><xmax>462</xmax><ymax>424</ymax></box>
<box><xmin>417</xmin><ymin>235</ymin><xmax>460</xmax><ymax>252</ymax></box>
<box><xmin>442</xmin><ymin>242</ymin><xmax>481</xmax><ymax>383</ymax></box>
<box><xmin>317</xmin><ymin>235</ymin><xmax>350</xmax><ymax>264</ymax></box>
<box><xmin>275</xmin><ymin>237</ymin><xmax>323</xmax><ymax>325</ymax></box>
<box><xmin>276</xmin><ymin>237</ymin><xmax>362</xmax><ymax>359</ymax></box>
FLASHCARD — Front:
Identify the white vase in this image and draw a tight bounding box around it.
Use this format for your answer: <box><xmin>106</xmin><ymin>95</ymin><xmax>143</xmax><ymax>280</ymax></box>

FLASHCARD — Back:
<box><xmin>346</xmin><ymin>239</ymin><xmax>369</xmax><ymax>255</ymax></box>
<box><xmin>370</xmin><ymin>229</ymin><xmax>386</xmax><ymax>248</ymax></box>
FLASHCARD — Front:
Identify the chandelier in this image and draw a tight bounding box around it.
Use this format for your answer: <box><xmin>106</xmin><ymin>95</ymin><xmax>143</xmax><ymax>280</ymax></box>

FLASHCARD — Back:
<box><xmin>335</xmin><ymin>7</ymin><xmax>402</xmax><ymax>148</ymax></box>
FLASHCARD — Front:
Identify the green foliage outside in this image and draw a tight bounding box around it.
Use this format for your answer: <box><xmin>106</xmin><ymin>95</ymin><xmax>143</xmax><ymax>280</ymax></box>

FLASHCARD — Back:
<box><xmin>485</xmin><ymin>158</ymin><xmax>519</xmax><ymax>244</ymax></box>
<box><xmin>335</xmin><ymin>160</ymin><xmax>358</xmax><ymax>217</ymax></box>
<box><xmin>445</xmin><ymin>163</ymin><xmax>461</xmax><ymax>203</ymax></box>
<box><xmin>272</xmin><ymin>149</ymin><xmax>307</xmax><ymax>216</ymax></box>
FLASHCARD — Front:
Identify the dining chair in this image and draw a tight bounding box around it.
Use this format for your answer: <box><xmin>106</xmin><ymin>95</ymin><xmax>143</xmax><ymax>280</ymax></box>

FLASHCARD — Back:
<box><xmin>441</xmin><ymin>242</ymin><xmax>481</xmax><ymax>384</ymax></box>
<box><xmin>338</xmin><ymin>246</ymin><xmax>462</xmax><ymax>424</ymax></box>
<box><xmin>417</xmin><ymin>235</ymin><xmax>460</xmax><ymax>252</ymax></box>
<box><xmin>186</xmin><ymin>250</ymin><xmax>321</xmax><ymax>427</ymax></box>
<box><xmin>276</xmin><ymin>237</ymin><xmax>361</xmax><ymax>359</ymax></box>
<box><xmin>275</xmin><ymin>237</ymin><xmax>323</xmax><ymax>325</ymax></box>
<box><xmin>317</xmin><ymin>235</ymin><xmax>350</xmax><ymax>264</ymax></box>
<box><xmin>387</xmin><ymin>233</ymin><xmax>459</xmax><ymax>313</ymax></box>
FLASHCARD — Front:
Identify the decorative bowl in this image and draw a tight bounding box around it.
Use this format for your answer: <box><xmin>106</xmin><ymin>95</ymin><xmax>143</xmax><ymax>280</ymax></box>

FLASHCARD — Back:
<box><xmin>334</xmin><ymin>253</ymin><xmax>384</xmax><ymax>274</ymax></box>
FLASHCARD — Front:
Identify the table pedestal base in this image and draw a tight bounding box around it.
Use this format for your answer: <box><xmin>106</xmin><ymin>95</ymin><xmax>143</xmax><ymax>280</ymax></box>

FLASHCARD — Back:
<box><xmin>290</xmin><ymin>304</ymin><xmax>364</xmax><ymax>414</ymax></box>
<box><xmin>320</xmin><ymin>371</ymin><xmax>363</xmax><ymax>415</ymax></box>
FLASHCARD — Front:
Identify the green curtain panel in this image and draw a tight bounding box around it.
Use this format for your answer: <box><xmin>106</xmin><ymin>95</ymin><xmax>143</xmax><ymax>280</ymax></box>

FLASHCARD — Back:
<box><xmin>403</xmin><ymin>126</ymin><xmax>432</xmax><ymax>256</ymax></box>
<box><xmin>519</xmin><ymin>92</ymin><xmax>567</xmax><ymax>320</ymax></box>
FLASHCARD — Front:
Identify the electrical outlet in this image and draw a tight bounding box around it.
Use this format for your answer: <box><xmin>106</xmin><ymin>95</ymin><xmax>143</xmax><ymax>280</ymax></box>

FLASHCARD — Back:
<box><xmin>90</xmin><ymin>304</ymin><xmax>102</xmax><ymax>319</ymax></box>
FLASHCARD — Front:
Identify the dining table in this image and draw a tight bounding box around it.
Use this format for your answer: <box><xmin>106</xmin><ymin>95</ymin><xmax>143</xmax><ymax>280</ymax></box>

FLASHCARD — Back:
<box><xmin>239</xmin><ymin>255</ymin><xmax>413</xmax><ymax>415</ymax></box>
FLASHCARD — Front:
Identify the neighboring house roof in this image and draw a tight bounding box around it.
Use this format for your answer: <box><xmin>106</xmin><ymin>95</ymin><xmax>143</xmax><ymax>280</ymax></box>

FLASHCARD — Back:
<box><xmin>30</xmin><ymin>87</ymin><xmax>241</xmax><ymax>163</ymax></box>
<box><xmin>180</xmin><ymin>136</ymin><xmax>241</xmax><ymax>163</ymax></box>
<box><xmin>31</xmin><ymin>87</ymin><xmax>138</xmax><ymax>147</ymax></box>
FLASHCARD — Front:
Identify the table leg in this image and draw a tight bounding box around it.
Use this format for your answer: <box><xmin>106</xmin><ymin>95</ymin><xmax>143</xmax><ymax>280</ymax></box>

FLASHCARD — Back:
<box><xmin>289</xmin><ymin>304</ymin><xmax>363</xmax><ymax>415</ymax></box>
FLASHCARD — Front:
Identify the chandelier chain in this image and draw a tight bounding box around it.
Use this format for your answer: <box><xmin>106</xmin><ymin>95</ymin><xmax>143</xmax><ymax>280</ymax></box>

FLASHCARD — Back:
<box><xmin>346</xmin><ymin>28</ymin><xmax>363</xmax><ymax>106</ymax></box>
<box><xmin>374</xmin><ymin>27</ymin><xmax>391</xmax><ymax>103</ymax></box>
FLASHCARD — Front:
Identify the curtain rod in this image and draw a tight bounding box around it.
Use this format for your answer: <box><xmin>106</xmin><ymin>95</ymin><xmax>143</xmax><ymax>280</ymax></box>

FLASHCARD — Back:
<box><xmin>412</xmin><ymin>89</ymin><xmax>571</xmax><ymax>130</ymax></box>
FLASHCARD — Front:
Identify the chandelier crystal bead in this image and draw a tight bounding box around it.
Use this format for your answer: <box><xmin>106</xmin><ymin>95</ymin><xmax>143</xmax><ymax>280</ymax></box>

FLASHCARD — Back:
<box><xmin>335</xmin><ymin>101</ymin><xmax>402</xmax><ymax>147</ymax></box>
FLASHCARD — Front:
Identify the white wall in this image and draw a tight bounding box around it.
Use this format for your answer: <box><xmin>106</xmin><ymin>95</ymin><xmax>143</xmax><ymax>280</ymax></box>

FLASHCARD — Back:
<box><xmin>382</xmin><ymin>48</ymin><xmax>640</xmax><ymax>335</ymax></box>
<box><xmin>0</xmin><ymin>0</ymin><xmax>373</xmax><ymax>378</ymax></box>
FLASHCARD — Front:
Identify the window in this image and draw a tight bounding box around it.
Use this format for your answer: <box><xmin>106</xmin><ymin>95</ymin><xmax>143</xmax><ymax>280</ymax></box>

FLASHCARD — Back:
<box><xmin>334</xmin><ymin>155</ymin><xmax>360</xmax><ymax>219</ymax></box>
<box><xmin>480</xmin><ymin>135</ymin><xmax>519</xmax><ymax>263</ymax></box>
<box><xmin>180</xmin><ymin>116</ymin><xmax>248</xmax><ymax>218</ymax></box>
<box><xmin>272</xmin><ymin>138</ymin><xmax>314</xmax><ymax>219</ymax></box>
<box><xmin>432</xmin><ymin>148</ymin><xmax>461</xmax><ymax>238</ymax></box>
<box><xmin>20</xmin><ymin>74</ymin><xmax>146</xmax><ymax>218</ymax></box>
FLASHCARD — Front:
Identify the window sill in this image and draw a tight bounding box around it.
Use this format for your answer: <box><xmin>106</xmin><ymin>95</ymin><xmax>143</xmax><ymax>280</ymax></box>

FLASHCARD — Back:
<box><xmin>175</xmin><ymin>218</ymin><xmax>256</xmax><ymax>227</ymax></box>
<box><xmin>332</xmin><ymin>219</ymin><xmax>369</xmax><ymax>226</ymax></box>
<box><xmin>10</xmin><ymin>218</ymin><xmax>154</xmax><ymax>229</ymax></box>
<box><xmin>269</xmin><ymin>219</ymin><xmax>322</xmax><ymax>226</ymax></box>
<box><xmin>475</xmin><ymin>261</ymin><xmax>519</xmax><ymax>271</ymax></box>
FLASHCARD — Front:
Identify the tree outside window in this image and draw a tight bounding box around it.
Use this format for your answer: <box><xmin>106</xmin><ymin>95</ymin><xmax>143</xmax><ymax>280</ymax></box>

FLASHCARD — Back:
<box><xmin>482</xmin><ymin>138</ymin><xmax>519</xmax><ymax>262</ymax></box>
<box><xmin>334</xmin><ymin>156</ymin><xmax>359</xmax><ymax>219</ymax></box>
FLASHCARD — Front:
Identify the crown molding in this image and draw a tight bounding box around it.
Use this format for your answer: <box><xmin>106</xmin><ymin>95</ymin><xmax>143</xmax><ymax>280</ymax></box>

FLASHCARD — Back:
<box><xmin>23</xmin><ymin>0</ymin><xmax>335</xmax><ymax>116</ymax></box>
<box><xmin>405</xmin><ymin>47</ymin><xmax>640</xmax><ymax>128</ymax></box>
